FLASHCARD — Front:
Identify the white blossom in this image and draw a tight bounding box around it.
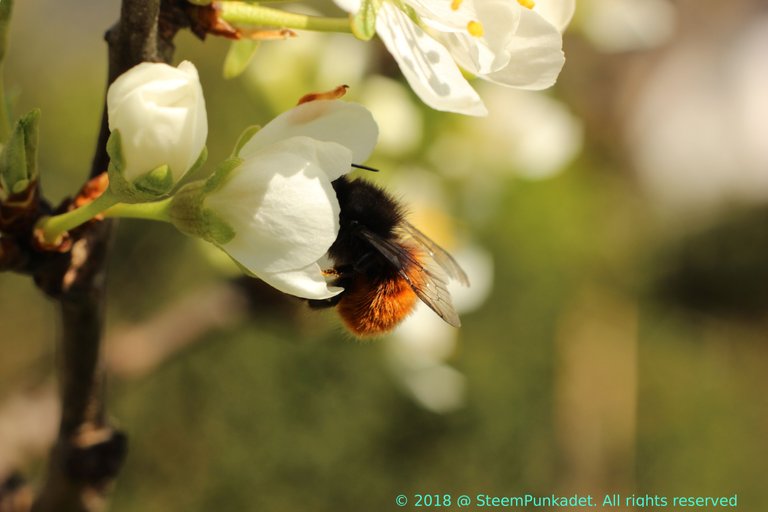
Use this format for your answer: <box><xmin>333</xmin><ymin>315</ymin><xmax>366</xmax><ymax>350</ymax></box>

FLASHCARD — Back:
<box><xmin>171</xmin><ymin>100</ymin><xmax>378</xmax><ymax>299</ymax></box>
<box><xmin>335</xmin><ymin>0</ymin><xmax>573</xmax><ymax>116</ymax></box>
<box><xmin>107</xmin><ymin>61</ymin><xmax>207</xmax><ymax>184</ymax></box>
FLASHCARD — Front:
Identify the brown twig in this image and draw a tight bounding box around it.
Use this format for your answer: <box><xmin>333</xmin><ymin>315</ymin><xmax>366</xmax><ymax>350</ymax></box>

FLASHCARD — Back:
<box><xmin>31</xmin><ymin>1</ymin><xmax>174</xmax><ymax>511</ymax></box>
<box><xmin>0</xmin><ymin>281</ymin><xmax>276</xmax><ymax>488</ymax></box>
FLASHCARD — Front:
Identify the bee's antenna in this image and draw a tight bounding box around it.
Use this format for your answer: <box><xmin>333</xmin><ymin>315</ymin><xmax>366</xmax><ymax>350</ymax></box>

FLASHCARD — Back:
<box><xmin>351</xmin><ymin>163</ymin><xmax>379</xmax><ymax>173</ymax></box>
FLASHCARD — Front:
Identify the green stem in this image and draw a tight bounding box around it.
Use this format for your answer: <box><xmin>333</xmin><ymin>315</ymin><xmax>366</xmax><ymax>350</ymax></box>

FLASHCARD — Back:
<box><xmin>219</xmin><ymin>2</ymin><xmax>352</xmax><ymax>33</ymax></box>
<box><xmin>102</xmin><ymin>196</ymin><xmax>172</xmax><ymax>222</ymax></box>
<box><xmin>37</xmin><ymin>190</ymin><xmax>121</xmax><ymax>244</ymax></box>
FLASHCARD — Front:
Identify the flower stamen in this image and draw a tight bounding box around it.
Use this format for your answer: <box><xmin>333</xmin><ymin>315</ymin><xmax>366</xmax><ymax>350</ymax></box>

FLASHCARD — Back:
<box><xmin>297</xmin><ymin>84</ymin><xmax>349</xmax><ymax>105</ymax></box>
<box><xmin>467</xmin><ymin>20</ymin><xmax>484</xmax><ymax>37</ymax></box>
<box><xmin>450</xmin><ymin>0</ymin><xmax>462</xmax><ymax>11</ymax></box>
<box><xmin>517</xmin><ymin>0</ymin><xmax>535</xmax><ymax>9</ymax></box>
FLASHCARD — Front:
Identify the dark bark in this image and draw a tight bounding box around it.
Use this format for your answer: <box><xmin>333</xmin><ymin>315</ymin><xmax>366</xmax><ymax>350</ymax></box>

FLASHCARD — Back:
<box><xmin>31</xmin><ymin>1</ymin><xmax>173</xmax><ymax>511</ymax></box>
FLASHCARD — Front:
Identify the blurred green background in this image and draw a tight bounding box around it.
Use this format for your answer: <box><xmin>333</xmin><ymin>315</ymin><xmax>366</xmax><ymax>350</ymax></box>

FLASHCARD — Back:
<box><xmin>2</xmin><ymin>0</ymin><xmax>768</xmax><ymax>510</ymax></box>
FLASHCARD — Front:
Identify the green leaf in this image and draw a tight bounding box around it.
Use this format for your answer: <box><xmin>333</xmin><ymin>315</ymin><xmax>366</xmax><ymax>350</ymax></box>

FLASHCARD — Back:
<box><xmin>223</xmin><ymin>39</ymin><xmax>260</xmax><ymax>80</ymax></box>
<box><xmin>19</xmin><ymin>108</ymin><xmax>39</xmax><ymax>180</ymax></box>
<box><xmin>0</xmin><ymin>130</ymin><xmax>24</xmax><ymax>193</ymax></box>
<box><xmin>0</xmin><ymin>108</ymin><xmax>39</xmax><ymax>196</ymax></box>
<box><xmin>351</xmin><ymin>0</ymin><xmax>381</xmax><ymax>41</ymax></box>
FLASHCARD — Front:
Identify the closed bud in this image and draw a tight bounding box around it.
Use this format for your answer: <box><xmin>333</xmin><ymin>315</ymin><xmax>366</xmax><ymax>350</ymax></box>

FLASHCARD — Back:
<box><xmin>106</xmin><ymin>60</ymin><xmax>208</xmax><ymax>202</ymax></box>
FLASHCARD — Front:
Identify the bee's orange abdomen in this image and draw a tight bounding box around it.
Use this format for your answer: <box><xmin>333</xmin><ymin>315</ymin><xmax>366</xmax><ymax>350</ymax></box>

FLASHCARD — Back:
<box><xmin>337</xmin><ymin>274</ymin><xmax>418</xmax><ymax>337</ymax></box>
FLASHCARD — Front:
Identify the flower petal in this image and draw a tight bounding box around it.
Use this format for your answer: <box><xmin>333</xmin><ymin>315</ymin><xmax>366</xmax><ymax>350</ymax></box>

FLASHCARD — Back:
<box><xmin>258</xmin><ymin>261</ymin><xmax>344</xmax><ymax>300</ymax></box>
<box><xmin>332</xmin><ymin>0</ymin><xmax>361</xmax><ymax>13</ymax></box>
<box><xmin>178</xmin><ymin>61</ymin><xmax>209</xmax><ymax>172</ymax></box>
<box><xmin>207</xmin><ymin>136</ymin><xmax>351</xmax><ymax>274</ymax></box>
<box><xmin>374</xmin><ymin>2</ymin><xmax>487</xmax><ymax>116</ymax></box>
<box><xmin>442</xmin><ymin>0</ymin><xmax>521</xmax><ymax>75</ymax></box>
<box><xmin>480</xmin><ymin>7</ymin><xmax>564</xmax><ymax>90</ymax></box>
<box><xmin>407</xmin><ymin>0</ymin><xmax>478</xmax><ymax>32</ymax></box>
<box><xmin>240</xmin><ymin>100</ymin><xmax>378</xmax><ymax>164</ymax></box>
<box><xmin>107</xmin><ymin>61</ymin><xmax>207</xmax><ymax>181</ymax></box>
<box><xmin>533</xmin><ymin>0</ymin><xmax>576</xmax><ymax>33</ymax></box>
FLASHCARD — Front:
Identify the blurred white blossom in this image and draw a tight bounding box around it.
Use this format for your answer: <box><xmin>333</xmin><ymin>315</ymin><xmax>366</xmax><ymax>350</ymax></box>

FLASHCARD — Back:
<box><xmin>358</xmin><ymin>76</ymin><xmax>423</xmax><ymax>156</ymax></box>
<box><xmin>387</xmin><ymin>245</ymin><xmax>493</xmax><ymax>413</ymax></box>
<box><xmin>382</xmin><ymin>171</ymin><xmax>493</xmax><ymax>413</ymax></box>
<box><xmin>578</xmin><ymin>0</ymin><xmax>676</xmax><ymax>53</ymax></box>
<box><xmin>429</xmin><ymin>85</ymin><xmax>583</xmax><ymax>179</ymax></box>
<box><xmin>626</xmin><ymin>15</ymin><xmax>768</xmax><ymax>215</ymax></box>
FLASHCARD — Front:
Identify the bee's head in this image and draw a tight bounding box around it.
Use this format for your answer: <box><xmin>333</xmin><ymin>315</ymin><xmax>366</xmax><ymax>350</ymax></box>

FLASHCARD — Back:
<box><xmin>332</xmin><ymin>177</ymin><xmax>404</xmax><ymax>236</ymax></box>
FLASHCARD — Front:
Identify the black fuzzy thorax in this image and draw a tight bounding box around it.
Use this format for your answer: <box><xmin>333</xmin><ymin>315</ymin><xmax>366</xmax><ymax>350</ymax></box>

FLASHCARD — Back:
<box><xmin>328</xmin><ymin>177</ymin><xmax>405</xmax><ymax>279</ymax></box>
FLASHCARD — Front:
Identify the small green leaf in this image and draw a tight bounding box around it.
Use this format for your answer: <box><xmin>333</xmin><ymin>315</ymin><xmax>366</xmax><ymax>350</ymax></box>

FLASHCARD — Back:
<box><xmin>10</xmin><ymin>177</ymin><xmax>27</xmax><ymax>194</ymax></box>
<box><xmin>223</xmin><ymin>39</ymin><xmax>260</xmax><ymax>80</ymax></box>
<box><xmin>351</xmin><ymin>0</ymin><xmax>381</xmax><ymax>41</ymax></box>
<box><xmin>0</xmin><ymin>108</ymin><xmax>38</xmax><ymax>195</ymax></box>
<box><xmin>19</xmin><ymin>108</ymin><xmax>39</xmax><ymax>180</ymax></box>
<box><xmin>0</xmin><ymin>123</ymin><xmax>25</xmax><ymax>191</ymax></box>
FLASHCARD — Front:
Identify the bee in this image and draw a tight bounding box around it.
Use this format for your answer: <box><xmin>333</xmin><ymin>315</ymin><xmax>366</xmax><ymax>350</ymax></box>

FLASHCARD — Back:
<box><xmin>309</xmin><ymin>175</ymin><xmax>470</xmax><ymax>337</ymax></box>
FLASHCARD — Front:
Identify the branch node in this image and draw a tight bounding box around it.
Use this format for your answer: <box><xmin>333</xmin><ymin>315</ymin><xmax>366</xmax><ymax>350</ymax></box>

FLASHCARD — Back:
<box><xmin>65</xmin><ymin>428</ymin><xmax>128</xmax><ymax>485</ymax></box>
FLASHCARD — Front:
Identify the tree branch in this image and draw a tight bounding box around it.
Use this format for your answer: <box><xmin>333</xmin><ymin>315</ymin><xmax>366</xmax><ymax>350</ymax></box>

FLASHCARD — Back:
<box><xmin>91</xmin><ymin>0</ymin><xmax>175</xmax><ymax>178</ymax></box>
<box><xmin>32</xmin><ymin>1</ymin><xmax>174</xmax><ymax>510</ymax></box>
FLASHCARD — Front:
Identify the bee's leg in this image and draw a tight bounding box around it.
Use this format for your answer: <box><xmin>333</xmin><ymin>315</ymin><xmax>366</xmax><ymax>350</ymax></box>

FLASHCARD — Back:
<box><xmin>307</xmin><ymin>265</ymin><xmax>352</xmax><ymax>309</ymax></box>
<box><xmin>307</xmin><ymin>297</ymin><xmax>340</xmax><ymax>309</ymax></box>
<box><xmin>307</xmin><ymin>295</ymin><xmax>342</xmax><ymax>309</ymax></box>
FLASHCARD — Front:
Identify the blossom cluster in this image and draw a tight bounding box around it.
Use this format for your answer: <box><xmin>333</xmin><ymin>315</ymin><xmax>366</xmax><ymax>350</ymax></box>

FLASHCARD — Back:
<box><xmin>35</xmin><ymin>1</ymin><xmax>574</xmax><ymax>337</ymax></box>
<box><xmin>105</xmin><ymin>61</ymin><xmax>378</xmax><ymax>300</ymax></box>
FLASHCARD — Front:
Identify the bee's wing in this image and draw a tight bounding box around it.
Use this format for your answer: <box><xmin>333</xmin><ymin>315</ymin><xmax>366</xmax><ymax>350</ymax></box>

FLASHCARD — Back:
<box><xmin>357</xmin><ymin>227</ymin><xmax>463</xmax><ymax>328</ymax></box>
<box><xmin>400</xmin><ymin>221</ymin><xmax>470</xmax><ymax>287</ymax></box>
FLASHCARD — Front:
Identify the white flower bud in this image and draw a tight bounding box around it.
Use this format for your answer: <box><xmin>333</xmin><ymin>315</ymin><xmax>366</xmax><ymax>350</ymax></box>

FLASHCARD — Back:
<box><xmin>106</xmin><ymin>60</ymin><xmax>208</xmax><ymax>197</ymax></box>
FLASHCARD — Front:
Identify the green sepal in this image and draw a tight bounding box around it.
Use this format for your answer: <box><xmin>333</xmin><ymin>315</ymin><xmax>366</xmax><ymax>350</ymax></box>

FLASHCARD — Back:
<box><xmin>231</xmin><ymin>125</ymin><xmax>261</xmax><ymax>158</ymax></box>
<box><xmin>223</xmin><ymin>39</ymin><xmax>260</xmax><ymax>80</ymax></box>
<box><xmin>188</xmin><ymin>145</ymin><xmax>208</xmax><ymax>176</ymax></box>
<box><xmin>107</xmin><ymin>160</ymin><xmax>162</xmax><ymax>203</ymax></box>
<box><xmin>106</xmin><ymin>130</ymin><xmax>205</xmax><ymax>203</ymax></box>
<box><xmin>168</xmin><ymin>157</ymin><xmax>243</xmax><ymax>245</ymax></box>
<box><xmin>106</xmin><ymin>128</ymin><xmax>126</xmax><ymax>175</ymax></box>
<box><xmin>133</xmin><ymin>164</ymin><xmax>174</xmax><ymax>196</ymax></box>
<box><xmin>168</xmin><ymin>180</ymin><xmax>235</xmax><ymax>245</ymax></box>
<box><xmin>351</xmin><ymin>0</ymin><xmax>381</xmax><ymax>41</ymax></box>
<box><xmin>0</xmin><ymin>108</ymin><xmax>39</xmax><ymax>197</ymax></box>
<box><xmin>203</xmin><ymin>156</ymin><xmax>243</xmax><ymax>193</ymax></box>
